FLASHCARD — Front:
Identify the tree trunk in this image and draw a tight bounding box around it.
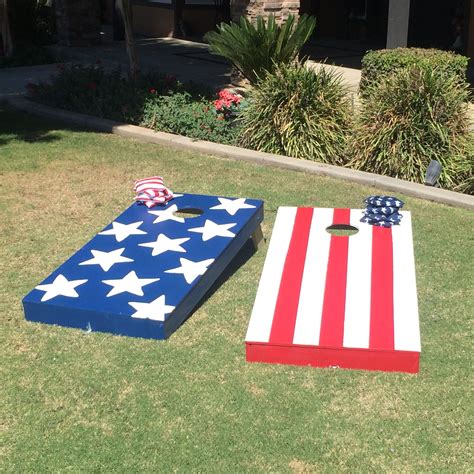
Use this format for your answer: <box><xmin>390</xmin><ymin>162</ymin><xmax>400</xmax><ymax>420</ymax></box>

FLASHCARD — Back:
<box><xmin>173</xmin><ymin>0</ymin><xmax>185</xmax><ymax>38</ymax></box>
<box><xmin>118</xmin><ymin>0</ymin><xmax>139</xmax><ymax>78</ymax></box>
<box><xmin>55</xmin><ymin>0</ymin><xmax>101</xmax><ymax>46</ymax></box>
<box><xmin>0</xmin><ymin>0</ymin><xmax>13</xmax><ymax>57</ymax></box>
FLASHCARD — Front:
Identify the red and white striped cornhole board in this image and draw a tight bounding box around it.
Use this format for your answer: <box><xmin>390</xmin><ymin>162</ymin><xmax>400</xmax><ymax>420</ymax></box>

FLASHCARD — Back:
<box><xmin>245</xmin><ymin>207</ymin><xmax>421</xmax><ymax>373</ymax></box>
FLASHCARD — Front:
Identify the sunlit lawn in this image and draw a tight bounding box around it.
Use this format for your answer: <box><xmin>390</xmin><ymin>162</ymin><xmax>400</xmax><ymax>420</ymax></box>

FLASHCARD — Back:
<box><xmin>1</xmin><ymin>105</ymin><xmax>472</xmax><ymax>472</ymax></box>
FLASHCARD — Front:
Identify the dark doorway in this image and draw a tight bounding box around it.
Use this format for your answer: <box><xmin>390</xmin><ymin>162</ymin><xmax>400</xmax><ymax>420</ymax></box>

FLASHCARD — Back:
<box><xmin>299</xmin><ymin>0</ymin><xmax>389</xmax><ymax>69</ymax></box>
<box><xmin>300</xmin><ymin>0</ymin><xmax>388</xmax><ymax>43</ymax></box>
<box><xmin>408</xmin><ymin>0</ymin><xmax>468</xmax><ymax>55</ymax></box>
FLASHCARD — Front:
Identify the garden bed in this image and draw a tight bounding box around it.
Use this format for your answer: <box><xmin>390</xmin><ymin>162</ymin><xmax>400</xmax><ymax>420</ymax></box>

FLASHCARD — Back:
<box><xmin>26</xmin><ymin>63</ymin><xmax>242</xmax><ymax>145</ymax></box>
<box><xmin>25</xmin><ymin>62</ymin><xmax>473</xmax><ymax>195</ymax></box>
<box><xmin>8</xmin><ymin>94</ymin><xmax>474</xmax><ymax>211</ymax></box>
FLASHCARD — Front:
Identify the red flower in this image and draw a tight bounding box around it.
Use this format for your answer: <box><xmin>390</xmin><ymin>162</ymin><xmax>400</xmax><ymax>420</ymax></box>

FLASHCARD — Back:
<box><xmin>148</xmin><ymin>88</ymin><xmax>157</xmax><ymax>94</ymax></box>
<box><xmin>25</xmin><ymin>82</ymin><xmax>38</xmax><ymax>95</ymax></box>
<box><xmin>86</xmin><ymin>82</ymin><xmax>97</xmax><ymax>91</ymax></box>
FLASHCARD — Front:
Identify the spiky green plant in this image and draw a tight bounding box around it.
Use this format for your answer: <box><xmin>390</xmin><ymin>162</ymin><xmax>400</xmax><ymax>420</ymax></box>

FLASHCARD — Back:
<box><xmin>360</xmin><ymin>48</ymin><xmax>469</xmax><ymax>98</ymax></box>
<box><xmin>348</xmin><ymin>66</ymin><xmax>473</xmax><ymax>193</ymax></box>
<box><xmin>204</xmin><ymin>14</ymin><xmax>316</xmax><ymax>85</ymax></box>
<box><xmin>239</xmin><ymin>61</ymin><xmax>351</xmax><ymax>164</ymax></box>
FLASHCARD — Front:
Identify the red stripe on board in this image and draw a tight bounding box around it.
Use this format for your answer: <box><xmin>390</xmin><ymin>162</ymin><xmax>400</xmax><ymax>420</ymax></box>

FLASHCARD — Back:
<box><xmin>369</xmin><ymin>226</ymin><xmax>394</xmax><ymax>350</ymax></box>
<box><xmin>246</xmin><ymin>343</ymin><xmax>420</xmax><ymax>373</ymax></box>
<box><xmin>319</xmin><ymin>208</ymin><xmax>351</xmax><ymax>347</ymax></box>
<box><xmin>269</xmin><ymin>207</ymin><xmax>314</xmax><ymax>344</ymax></box>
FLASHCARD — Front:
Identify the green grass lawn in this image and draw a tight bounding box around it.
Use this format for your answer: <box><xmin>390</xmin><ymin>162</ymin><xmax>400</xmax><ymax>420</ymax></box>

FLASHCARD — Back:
<box><xmin>1</xmin><ymin>105</ymin><xmax>472</xmax><ymax>472</ymax></box>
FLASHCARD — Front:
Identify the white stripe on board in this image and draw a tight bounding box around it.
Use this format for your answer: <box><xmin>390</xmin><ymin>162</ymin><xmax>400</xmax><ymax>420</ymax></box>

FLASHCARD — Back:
<box><xmin>292</xmin><ymin>208</ymin><xmax>334</xmax><ymax>346</ymax></box>
<box><xmin>343</xmin><ymin>210</ymin><xmax>373</xmax><ymax>349</ymax></box>
<box><xmin>245</xmin><ymin>207</ymin><xmax>297</xmax><ymax>343</ymax></box>
<box><xmin>392</xmin><ymin>212</ymin><xmax>421</xmax><ymax>352</ymax></box>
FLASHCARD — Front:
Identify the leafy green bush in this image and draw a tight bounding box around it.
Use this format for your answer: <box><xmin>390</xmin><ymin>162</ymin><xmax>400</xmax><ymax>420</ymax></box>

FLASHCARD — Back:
<box><xmin>28</xmin><ymin>63</ymin><xmax>240</xmax><ymax>145</ymax></box>
<box><xmin>28</xmin><ymin>63</ymin><xmax>209</xmax><ymax>123</ymax></box>
<box><xmin>141</xmin><ymin>92</ymin><xmax>241</xmax><ymax>145</ymax></box>
<box><xmin>360</xmin><ymin>48</ymin><xmax>469</xmax><ymax>97</ymax></box>
<box><xmin>239</xmin><ymin>61</ymin><xmax>351</xmax><ymax>164</ymax></box>
<box><xmin>204</xmin><ymin>14</ymin><xmax>316</xmax><ymax>85</ymax></box>
<box><xmin>349</xmin><ymin>66</ymin><xmax>473</xmax><ymax>193</ymax></box>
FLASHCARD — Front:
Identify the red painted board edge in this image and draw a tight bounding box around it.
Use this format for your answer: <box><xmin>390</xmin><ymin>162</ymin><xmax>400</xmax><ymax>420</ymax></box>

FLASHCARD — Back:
<box><xmin>245</xmin><ymin>342</ymin><xmax>419</xmax><ymax>374</ymax></box>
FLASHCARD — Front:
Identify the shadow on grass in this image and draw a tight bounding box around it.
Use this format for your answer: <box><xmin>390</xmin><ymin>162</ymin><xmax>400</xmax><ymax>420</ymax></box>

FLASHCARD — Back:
<box><xmin>187</xmin><ymin>237</ymin><xmax>259</xmax><ymax>320</ymax></box>
<box><xmin>0</xmin><ymin>101</ymin><xmax>89</xmax><ymax>146</ymax></box>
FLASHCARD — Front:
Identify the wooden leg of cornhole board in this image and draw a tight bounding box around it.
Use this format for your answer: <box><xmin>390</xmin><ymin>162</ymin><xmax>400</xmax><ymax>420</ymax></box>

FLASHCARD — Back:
<box><xmin>251</xmin><ymin>225</ymin><xmax>264</xmax><ymax>250</ymax></box>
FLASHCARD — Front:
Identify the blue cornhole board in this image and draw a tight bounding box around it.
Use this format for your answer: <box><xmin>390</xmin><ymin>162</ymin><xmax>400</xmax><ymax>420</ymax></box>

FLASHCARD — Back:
<box><xmin>23</xmin><ymin>193</ymin><xmax>264</xmax><ymax>339</ymax></box>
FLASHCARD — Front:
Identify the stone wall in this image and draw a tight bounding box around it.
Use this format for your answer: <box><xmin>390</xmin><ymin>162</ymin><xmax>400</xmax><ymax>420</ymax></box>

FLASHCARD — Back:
<box><xmin>55</xmin><ymin>0</ymin><xmax>101</xmax><ymax>46</ymax></box>
<box><xmin>230</xmin><ymin>0</ymin><xmax>300</xmax><ymax>24</ymax></box>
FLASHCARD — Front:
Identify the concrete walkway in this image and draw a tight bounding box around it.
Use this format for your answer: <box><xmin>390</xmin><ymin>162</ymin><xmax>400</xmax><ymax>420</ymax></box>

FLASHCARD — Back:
<box><xmin>1</xmin><ymin>36</ymin><xmax>471</xmax><ymax>121</ymax></box>
<box><xmin>0</xmin><ymin>63</ymin><xmax>62</xmax><ymax>96</ymax></box>
<box><xmin>0</xmin><ymin>36</ymin><xmax>362</xmax><ymax>97</ymax></box>
<box><xmin>0</xmin><ymin>38</ymin><xmax>230</xmax><ymax>97</ymax></box>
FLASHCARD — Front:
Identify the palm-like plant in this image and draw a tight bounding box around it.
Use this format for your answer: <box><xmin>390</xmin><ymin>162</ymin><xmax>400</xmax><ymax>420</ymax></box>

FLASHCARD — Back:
<box><xmin>204</xmin><ymin>14</ymin><xmax>316</xmax><ymax>85</ymax></box>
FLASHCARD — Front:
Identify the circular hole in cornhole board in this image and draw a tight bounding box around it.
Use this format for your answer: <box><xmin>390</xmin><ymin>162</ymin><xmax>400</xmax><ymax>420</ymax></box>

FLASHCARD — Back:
<box><xmin>173</xmin><ymin>208</ymin><xmax>204</xmax><ymax>219</ymax></box>
<box><xmin>325</xmin><ymin>224</ymin><xmax>359</xmax><ymax>237</ymax></box>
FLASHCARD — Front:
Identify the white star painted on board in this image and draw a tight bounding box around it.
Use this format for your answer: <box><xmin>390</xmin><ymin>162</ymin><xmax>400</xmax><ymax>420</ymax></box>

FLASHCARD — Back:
<box><xmin>139</xmin><ymin>234</ymin><xmax>190</xmax><ymax>257</ymax></box>
<box><xmin>98</xmin><ymin>221</ymin><xmax>146</xmax><ymax>242</ymax></box>
<box><xmin>129</xmin><ymin>295</ymin><xmax>175</xmax><ymax>322</ymax></box>
<box><xmin>35</xmin><ymin>274</ymin><xmax>88</xmax><ymax>302</ymax></box>
<box><xmin>102</xmin><ymin>270</ymin><xmax>160</xmax><ymax>297</ymax></box>
<box><xmin>188</xmin><ymin>219</ymin><xmax>236</xmax><ymax>241</ymax></box>
<box><xmin>148</xmin><ymin>204</ymin><xmax>184</xmax><ymax>224</ymax></box>
<box><xmin>210</xmin><ymin>197</ymin><xmax>256</xmax><ymax>216</ymax></box>
<box><xmin>79</xmin><ymin>248</ymin><xmax>133</xmax><ymax>272</ymax></box>
<box><xmin>165</xmin><ymin>257</ymin><xmax>215</xmax><ymax>284</ymax></box>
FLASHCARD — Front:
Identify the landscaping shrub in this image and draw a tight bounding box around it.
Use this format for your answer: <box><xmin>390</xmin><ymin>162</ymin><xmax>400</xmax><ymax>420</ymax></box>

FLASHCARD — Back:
<box><xmin>28</xmin><ymin>63</ymin><xmax>207</xmax><ymax>123</ymax></box>
<box><xmin>349</xmin><ymin>66</ymin><xmax>473</xmax><ymax>193</ymax></box>
<box><xmin>205</xmin><ymin>14</ymin><xmax>316</xmax><ymax>85</ymax></box>
<box><xmin>28</xmin><ymin>63</ymin><xmax>241</xmax><ymax>145</ymax></box>
<box><xmin>239</xmin><ymin>61</ymin><xmax>351</xmax><ymax>164</ymax></box>
<box><xmin>141</xmin><ymin>91</ymin><xmax>242</xmax><ymax>145</ymax></box>
<box><xmin>360</xmin><ymin>48</ymin><xmax>469</xmax><ymax>97</ymax></box>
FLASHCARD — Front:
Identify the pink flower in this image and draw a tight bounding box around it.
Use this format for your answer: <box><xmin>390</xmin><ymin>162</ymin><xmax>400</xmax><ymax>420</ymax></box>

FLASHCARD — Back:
<box><xmin>148</xmin><ymin>88</ymin><xmax>157</xmax><ymax>94</ymax></box>
<box><xmin>214</xmin><ymin>98</ymin><xmax>225</xmax><ymax>111</ymax></box>
<box><xmin>218</xmin><ymin>89</ymin><xmax>241</xmax><ymax>104</ymax></box>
